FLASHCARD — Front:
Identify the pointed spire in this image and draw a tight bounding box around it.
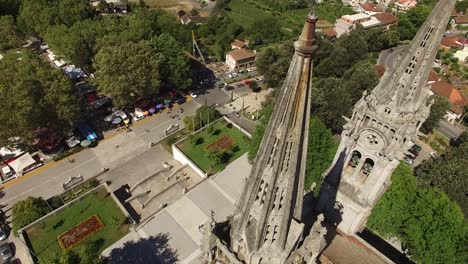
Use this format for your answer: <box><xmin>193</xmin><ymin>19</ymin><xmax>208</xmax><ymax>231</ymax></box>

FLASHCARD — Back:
<box><xmin>295</xmin><ymin>2</ymin><xmax>317</xmax><ymax>55</ymax></box>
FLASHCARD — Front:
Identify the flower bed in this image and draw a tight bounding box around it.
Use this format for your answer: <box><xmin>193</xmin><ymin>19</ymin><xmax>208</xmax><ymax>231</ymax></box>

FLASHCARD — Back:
<box><xmin>204</xmin><ymin>135</ymin><xmax>236</xmax><ymax>152</ymax></box>
<box><xmin>57</xmin><ymin>214</ymin><xmax>104</xmax><ymax>251</ymax></box>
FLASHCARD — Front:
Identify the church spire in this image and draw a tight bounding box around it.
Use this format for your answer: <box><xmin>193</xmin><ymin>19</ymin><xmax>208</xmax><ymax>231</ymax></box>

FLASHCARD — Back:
<box><xmin>371</xmin><ymin>0</ymin><xmax>457</xmax><ymax>114</ymax></box>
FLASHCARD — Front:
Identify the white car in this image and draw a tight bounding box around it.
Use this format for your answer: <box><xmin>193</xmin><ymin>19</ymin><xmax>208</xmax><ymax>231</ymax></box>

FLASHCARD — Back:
<box><xmin>255</xmin><ymin>77</ymin><xmax>263</xmax><ymax>82</ymax></box>
<box><xmin>228</xmin><ymin>73</ymin><xmax>238</xmax><ymax>78</ymax></box>
<box><xmin>247</xmin><ymin>68</ymin><xmax>254</xmax><ymax>72</ymax></box>
<box><xmin>190</xmin><ymin>92</ymin><xmax>198</xmax><ymax>98</ymax></box>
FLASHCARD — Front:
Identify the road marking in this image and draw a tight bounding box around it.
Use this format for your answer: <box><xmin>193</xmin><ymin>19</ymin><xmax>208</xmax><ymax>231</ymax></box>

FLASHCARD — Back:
<box><xmin>1</xmin><ymin>96</ymin><xmax>192</xmax><ymax>190</ymax></box>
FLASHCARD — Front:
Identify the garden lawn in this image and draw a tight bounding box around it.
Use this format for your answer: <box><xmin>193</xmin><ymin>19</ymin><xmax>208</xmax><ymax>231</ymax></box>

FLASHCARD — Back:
<box><xmin>178</xmin><ymin>120</ymin><xmax>250</xmax><ymax>174</ymax></box>
<box><xmin>26</xmin><ymin>188</ymin><xmax>130</xmax><ymax>261</ymax></box>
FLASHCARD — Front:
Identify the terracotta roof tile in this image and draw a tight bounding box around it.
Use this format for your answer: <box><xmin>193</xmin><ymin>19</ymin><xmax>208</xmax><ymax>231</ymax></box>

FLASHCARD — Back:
<box><xmin>454</xmin><ymin>16</ymin><xmax>468</xmax><ymax>24</ymax></box>
<box><xmin>441</xmin><ymin>36</ymin><xmax>467</xmax><ymax>48</ymax></box>
<box><xmin>231</xmin><ymin>39</ymin><xmax>246</xmax><ymax>49</ymax></box>
<box><xmin>322</xmin><ymin>28</ymin><xmax>337</xmax><ymax>37</ymax></box>
<box><xmin>375</xmin><ymin>64</ymin><xmax>385</xmax><ymax>77</ymax></box>
<box><xmin>227</xmin><ymin>49</ymin><xmax>256</xmax><ymax>62</ymax></box>
<box><xmin>431</xmin><ymin>80</ymin><xmax>468</xmax><ymax>114</ymax></box>
<box><xmin>373</xmin><ymin>12</ymin><xmax>398</xmax><ymax>25</ymax></box>
<box><xmin>360</xmin><ymin>3</ymin><xmax>383</xmax><ymax>12</ymax></box>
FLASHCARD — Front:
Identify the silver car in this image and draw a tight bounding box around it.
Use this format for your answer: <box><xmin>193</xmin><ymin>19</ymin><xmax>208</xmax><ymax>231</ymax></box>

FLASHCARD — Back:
<box><xmin>0</xmin><ymin>242</ymin><xmax>12</xmax><ymax>260</ymax></box>
<box><xmin>0</xmin><ymin>228</ymin><xmax>7</xmax><ymax>241</ymax></box>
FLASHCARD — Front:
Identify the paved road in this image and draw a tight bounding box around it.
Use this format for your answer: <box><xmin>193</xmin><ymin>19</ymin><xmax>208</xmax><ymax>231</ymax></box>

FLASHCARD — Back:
<box><xmin>436</xmin><ymin>120</ymin><xmax>465</xmax><ymax>139</ymax></box>
<box><xmin>377</xmin><ymin>45</ymin><xmax>407</xmax><ymax>70</ymax></box>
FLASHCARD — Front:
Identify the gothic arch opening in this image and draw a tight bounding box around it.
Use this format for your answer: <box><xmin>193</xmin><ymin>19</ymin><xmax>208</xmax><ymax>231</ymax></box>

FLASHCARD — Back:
<box><xmin>345</xmin><ymin>150</ymin><xmax>362</xmax><ymax>176</ymax></box>
<box><xmin>359</xmin><ymin>158</ymin><xmax>375</xmax><ymax>182</ymax></box>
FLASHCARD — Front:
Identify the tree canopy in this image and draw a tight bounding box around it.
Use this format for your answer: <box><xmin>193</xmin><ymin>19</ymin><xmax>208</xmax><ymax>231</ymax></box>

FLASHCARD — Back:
<box><xmin>183</xmin><ymin>106</ymin><xmax>221</xmax><ymax>132</ymax></box>
<box><xmin>256</xmin><ymin>41</ymin><xmax>294</xmax><ymax>88</ymax></box>
<box><xmin>0</xmin><ymin>15</ymin><xmax>21</xmax><ymax>52</ymax></box>
<box><xmin>421</xmin><ymin>95</ymin><xmax>451</xmax><ymax>133</ymax></box>
<box><xmin>415</xmin><ymin>132</ymin><xmax>468</xmax><ymax>216</ymax></box>
<box><xmin>0</xmin><ymin>50</ymin><xmax>78</xmax><ymax>150</ymax></box>
<box><xmin>94</xmin><ymin>41</ymin><xmax>162</xmax><ymax>107</ymax></box>
<box><xmin>368</xmin><ymin>164</ymin><xmax>467</xmax><ymax>264</ymax></box>
<box><xmin>304</xmin><ymin>117</ymin><xmax>337</xmax><ymax>196</ymax></box>
<box><xmin>12</xmin><ymin>196</ymin><xmax>49</xmax><ymax>234</ymax></box>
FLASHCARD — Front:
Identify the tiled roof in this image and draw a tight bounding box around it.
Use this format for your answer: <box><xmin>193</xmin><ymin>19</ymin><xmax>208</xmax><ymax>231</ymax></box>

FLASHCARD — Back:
<box><xmin>373</xmin><ymin>12</ymin><xmax>398</xmax><ymax>25</ymax></box>
<box><xmin>440</xmin><ymin>36</ymin><xmax>465</xmax><ymax>48</ymax></box>
<box><xmin>428</xmin><ymin>69</ymin><xmax>441</xmax><ymax>83</ymax></box>
<box><xmin>227</xmin><ymin>49</ymin><xmax>256</xmax><ymax>62</ymax></box>
<box><xmin>454</xmin><ymin>16</ymin><xmax>468</xmax><ymax>24</ymax></box>
<box><xmin>431</xmin><ymin>80</ymin><xmax>468</xmax><ymax>114</ymax></box>
<box><xmin>231</xmin><ymin>39</ymin><xmax>246</xmax><ymax>48</ymax></box>
<box><xmin>360</xmin><ymin>3</ymin><xmax>383</xmax><ymax>12</ymax></box>
<box><xmin>322</xmin><ymin>28</ymin><xmax>337</xmax><ymax>37</ymax></box>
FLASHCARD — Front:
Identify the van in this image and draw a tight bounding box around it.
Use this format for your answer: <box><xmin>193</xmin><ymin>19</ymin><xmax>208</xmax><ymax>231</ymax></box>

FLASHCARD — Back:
<box><xmin>1</xmin><ymin>166</ymin><xmax>14</xmax><ymax>179</ymax></box>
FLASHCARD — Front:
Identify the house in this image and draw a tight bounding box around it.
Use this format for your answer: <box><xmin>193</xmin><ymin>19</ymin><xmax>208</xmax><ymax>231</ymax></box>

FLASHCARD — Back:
<box><xmin>440</xmin><ymin>36</ymin><xmax>467</xmax><ymax>49</ymax></box>
<box><xmin>454</xmin><ymin>47</ymin><xmax>468</xmax><ymax>63</ymax></box>
<box><xmin>231</xmin><ymin>39</ymin><xmax>248</xmax><ymax>50</ymax></box>
<box><xmin>451</xmin><ymin>15</ymin><xmax>468</xmax><ymax>29</ymax></box>
<box><xmin>430</xmin><ymin>80</ymin><xmax>468</xmax><ymax>123</ymax></box>
<box><xmin>91</xmin><ymin>0</ymin><xmax>128</xmax><ymax>14</ymax></box>
<box><xmin>335</xmin><ymin>12</ymin><xmax>397</xmax><ymax>37</ymax></box>
<box><xmin>320</xmin><ymin>28</ymin><xmax>338</xmax><ymax>39</ymax></box>
<box><xmin>358</xmin><ymin>3</ymin><xmax>384</xmax><ymax>15</ymax></box>
<box><xmin>177</xmin><ymin>10</ymin><xmax>192</xmax><ymax>25</ymax></box>
<box><xmin>225</xmin><ymin>49</ymin><xmax>256</xmax><ymax>71</ymax></box>
<box><xmin>393</xmin><ymin>0</ymin><xmax>417</xmax><ymax>12</ymax></box>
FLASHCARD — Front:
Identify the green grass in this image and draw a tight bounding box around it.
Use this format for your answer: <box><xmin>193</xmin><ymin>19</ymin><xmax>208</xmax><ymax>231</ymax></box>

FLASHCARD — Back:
<box><xmin>177</xmin><ymin>120</ymin><xmax>250</xmax><ymax>174</ymax></box>
<box><xmin>26</xmin><ymin>188</ymin><xmax>130</xmax><ymax>261</ymax></box>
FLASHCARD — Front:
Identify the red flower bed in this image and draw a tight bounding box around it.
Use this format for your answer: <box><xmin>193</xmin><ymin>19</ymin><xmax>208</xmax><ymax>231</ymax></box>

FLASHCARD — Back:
<box><xmin>58</xmin><ymin>215</ymin><xmax>104</xmax><ymax>251</ymax></box>
<box><xmin>204</xmin><ymin>135</ymin><xmax>236</xmax><ymax>152</ymax></box>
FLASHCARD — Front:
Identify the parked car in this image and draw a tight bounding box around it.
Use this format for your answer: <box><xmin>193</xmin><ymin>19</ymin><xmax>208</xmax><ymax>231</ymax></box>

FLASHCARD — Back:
<box><xmin>236</xmin><ymin>83</ymin><xmax>244</xmax><ymax>88</ymax></box>
<box><xmin>225</xmin><ymin>86</ymin><xmax>234</xmax><ymax>91</ymax></box>
<box><xmin>175</xmin><ymin>96</ymin><xmax>186</xmax><ymax>105</ymax></box>
<box><xmin>408</xmin><ymin>148</ymin><xmax>419</xmax><ymax>156</ymax></box>
<box><xmin>233</xmin><ymin>111</ymin><xmax>241</xmax><ymax>118</ymax></box>
<box><xmin>0</xmin><ymin>243</ymin><xmax>12</xmax><ymax>261</ymax></box>
<box><xmin>255</xmin><ymin>77</ymin><xmax>263</xmax><ymax>82</ymax></box>
<box><xmin>403</xmin><ymin>157</ymin><xmax>413</xmax><ymax>165</ymax></box>
<box><xmin>0</xmin><ymin>228</ymin><xmax>7</xmax><ymax>241</ymax></box>
<box><xmin>228</xmin><ymin>73</ymin><xmax>238</xmax><ymax>78</ymax></box>
<box><xmin>430</xmin><ymin>151</ymin><xmax>439</xmax><ymax>158</ymax></box>
<box><xmin>411</xmin><ymin>144</ymin><xmax>422</xmax><ymax>152</ymax></box>
<box><xmin>0</xmin><ymin>166</ymin><xmax>14</xmax><ymax>180</ymax></box>
<box><xmin>190</xmin><ymin>92</ymin><xmax>198</xmax><ymax>98</ymax></box>
<box><xmin>247</xmin><ymin>68</ymin><xmax>254</xmax><ymax>72</ymax></box>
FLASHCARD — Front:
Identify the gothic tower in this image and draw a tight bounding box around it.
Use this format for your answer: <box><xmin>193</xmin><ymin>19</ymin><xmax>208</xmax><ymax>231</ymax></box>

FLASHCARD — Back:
<box><xmin>318</xmin><ymin>0</ymin><xmax>457</xmax><ymax>235</ymax></box>
<box><xmin>202</xmin><ymin>9</ymin><xmax>320</xmax><ymax>264</ymax></box>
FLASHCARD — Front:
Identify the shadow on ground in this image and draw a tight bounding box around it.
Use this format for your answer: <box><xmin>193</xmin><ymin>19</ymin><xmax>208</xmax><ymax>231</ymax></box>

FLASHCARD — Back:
<box><xmin>106</xmin><ymin>233</ymin><xmax>178</xmax><ymax>264</ymax></box>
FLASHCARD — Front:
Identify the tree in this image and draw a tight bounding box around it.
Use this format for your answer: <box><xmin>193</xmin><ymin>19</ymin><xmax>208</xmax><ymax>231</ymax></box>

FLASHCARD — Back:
<box><xmin>94</xmin><ymin>41</ymin><xmax>162</xmax><ymax>107</ymax></box>
<box><xmin>256</xmin><ymin>41</ymin><xmax>294</xmax><ymax>88</ymax></box>
<box><xmin>421</xmin><ymin>95</ymin><xmax>451</xmax><ymax>133</ymax></box>
<box><xmin>12</xmin><ymin>197</ymin><xmax>49</xmax><ymax>234</ymax></box>
<box><xmin>415</xmin><ymin>136</ymin><xmax>468</xmax><ymax>216</ymax></box>
<box><xmin>304</xmin><ymin>117</ymin><xmax>337</xmax><ymax>196</ymax></box>
<box><xmin>368</xmin><ymin>163</ymin><xmax>467</xmax><ymax>264</ymax></box>
<box><xmin>249</xmin><ymin>80</ymin><xmax>259</xmax><ymax>92</ymax></box>
<box><xmin>44</xmin><ymin>241</ymin><xmax>104</xmax><ymax>264</ymax></box>
<box><xmin>455</xmin><ymin>0</ymin><xmax>468</xmax><ymax>13</ymax></box>
<box><xmin>367</xmin><ymin>164</ymin><xmax>417</xmax><ymax>237</ymax></box>
<box><xmin>150</xmin><ymin>33</ymin><xmax>192</xmax><ymax>90</ymax></box>
<box><xmin>0</xmin><ymin>50</ymin><xmax>78</xmax><ymax>149</ymax></box>
<box><xmin>208</xmin><ymin>150</ymin><xmax>224</xmax><ymax>167</ymax></box>
<box><xmin>0</xmin><ymin>15</ymin><xmax>21</xmax><ymax>51</ymax></box>
<box><xmin>249</xmin><ymin>17</ymin><xmax>282</xmax><ymax>46</ymax></box>
<box><xmin>403</xmin><ymin>189</ymin><xmax>466</xmax><ymax>264</ymax></box>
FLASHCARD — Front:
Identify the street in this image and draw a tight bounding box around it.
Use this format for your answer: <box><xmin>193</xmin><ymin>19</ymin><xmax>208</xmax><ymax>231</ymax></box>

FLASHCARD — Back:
<box><xmin>436</xmin><ymin>119</ymin><xmax>465</xmax><ymax>139</ymax></box>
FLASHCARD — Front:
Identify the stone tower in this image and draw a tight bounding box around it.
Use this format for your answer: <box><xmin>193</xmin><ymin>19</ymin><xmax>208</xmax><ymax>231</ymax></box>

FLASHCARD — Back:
<box><xmin>318</xmin><ymin>0</ymin><xmax>457</xmax><ymax>235</ymax></box>
<box><xmin>202</xmin><ymin>9</ymin><xmax>321</xmax><ymax>264</ymax></box>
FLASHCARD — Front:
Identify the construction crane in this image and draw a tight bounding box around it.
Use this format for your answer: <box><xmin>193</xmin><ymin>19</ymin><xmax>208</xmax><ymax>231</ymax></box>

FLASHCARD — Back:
<box><xmin>192</xmin><ymin>30</ymin><xmax>206</xmax><ymax>64</ymax></box>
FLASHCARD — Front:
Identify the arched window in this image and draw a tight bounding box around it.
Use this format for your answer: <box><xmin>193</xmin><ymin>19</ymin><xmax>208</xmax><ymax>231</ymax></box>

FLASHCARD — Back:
<box><xmin>348</xmin><ymin>150</ymin><xmax>362</xmax><ymax>168</ymax></box>
<box><xmin>360</xmin><ymin>158</ymin><xmax>375</xmax><ymax>176</ymax></box>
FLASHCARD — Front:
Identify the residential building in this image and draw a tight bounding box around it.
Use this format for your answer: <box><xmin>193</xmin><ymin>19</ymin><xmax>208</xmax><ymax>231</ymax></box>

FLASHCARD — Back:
<box><xmin>454</xmin><ymin>46</ymin><xmax>468</xmax><ymax>63</ymax></box>
<box><xmin>430</xmin><ymin>79</ymin><xmax>468</xmax><ymax>123</ymax></box>
<box><xmin>393</xmin><ymin>0</ymin><xmax>417</xmax><ymax>12</ymax></box>
<box><xmin>177</xmin><ymin>10</ymin><xmax>192</xmax><ymax>25</ymax></box>
<box><xmin>335</xmin><ymin>12</ymin><xmax>397</xmax><ymax>37</ymax></box>
<box><xmin>440</xmin><ymin>36</ymin><xmax>467</xmax><ymax>49</ymax></box>
<box><xmin>451</xmin><ymin>15</ymin><xmax>468</xmax><ymax>29</ymax></box>
<box><xmin>230</xmin><ymin>39</ymin><xmax>248</xmax><ymax>49</ymax></box>
<box><xmin>225</xmin><ymin>49</ymin><xmax>256</xmax><ymax>71</ymax></box>
<box><xmin>358</xmin><ymin>2</ymin><xmax>384</xmax><ymax>15</ymax></box>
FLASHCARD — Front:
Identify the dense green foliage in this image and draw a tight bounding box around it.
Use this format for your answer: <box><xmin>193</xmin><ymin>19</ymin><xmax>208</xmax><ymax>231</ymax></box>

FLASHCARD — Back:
<box><xmin>304</xmin><ymin>117</ymin><xmax>337</xmax><ymax>195</ymax></box>
<box><xmin>421</xmin><ymin>95</ymin><xmax>451</xmax><ymax>133</ymax></box>
<box><xmin>0</xmin><ymin>15</ymin><xmax>21</xmax><ymax>51</ymax></box>
<box><xmin>43</xmin><ymin>243</ymin><xmax>104</xmax><ymax>264</ymax></box>
<box><xmin>396</xmin><ymin>0</ymin><xmax>437</xmax><ymax>41</ymax></box>
<box><xmin>256</xmin><ymin>41</ymin><xmax>295</xmax><ymax>88</ymax></box>
<box><xmin>94</xmin><ymin>42</ymin><xmax>162</xmax><ymax>107</ymax></box>
<box><xmin>12</xmin><ymin>197</ymin><xmax>49</xmax><ymax>234</ymax></box>
<box><xmin>183</xmin><ymin>106</ymin><xmax>222</xmax><ymax>132</ymax></box>
<box><xmin>368</xmin><ymin>164</ymin><xmax>467</xmax><ymax>264</ymax></box>
<box><xmin>416</xmin><ymin>132</ymin><xmax>468</xmax><ymax>216</ymax></box>
<box><xmin>455</xmin><ymin>0</ymin><xmax>468</xmax><ymax>13</ymax></box>
<box><xmin>0</xmin><ymin>0</ymin><xmax>20</xmax><ymax>16</ymax></box>
<box><xmin>0</xmin><ymin>51</ymin><xmax>78</xmax><ymax>149</ymax></box>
